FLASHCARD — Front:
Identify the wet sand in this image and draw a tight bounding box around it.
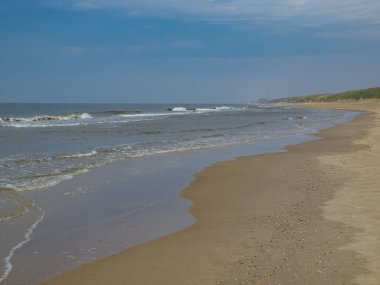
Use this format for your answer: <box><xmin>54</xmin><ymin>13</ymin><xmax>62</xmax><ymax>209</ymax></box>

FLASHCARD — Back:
<box><xmin>42</xmin><ymin>101</ymin><xmax>380</xmax><ymax>285</ymax></box>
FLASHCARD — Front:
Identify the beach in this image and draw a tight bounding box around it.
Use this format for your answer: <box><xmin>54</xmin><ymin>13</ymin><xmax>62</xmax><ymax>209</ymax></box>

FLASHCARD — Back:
<box><xmin>2</xmin><ymin>103</ymin><xmax>353</xmax><ymax>284</ymax></box>
<box><xmin>3</xmin><ymin>0</ymin><xmax>380</xmax><ymax>283</ymax></box>
<box><xmin>40</xmin><ymin>101</ymin><xmax>380</xmax><ymax>285</ymax></box>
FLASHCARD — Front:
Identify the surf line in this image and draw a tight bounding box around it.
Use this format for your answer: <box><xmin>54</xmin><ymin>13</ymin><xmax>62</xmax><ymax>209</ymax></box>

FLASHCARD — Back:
<box><xmin>0</xmin><ymin>202</ymin><xmax>45</xmax><ymax>283</ymax></box>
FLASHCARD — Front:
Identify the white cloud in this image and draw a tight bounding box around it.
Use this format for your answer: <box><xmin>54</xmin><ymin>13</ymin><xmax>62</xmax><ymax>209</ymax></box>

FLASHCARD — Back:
<box><xmin>48</xmin><ymin>0</ymin><xmax>380</xmax><ymax>25</ymax></box>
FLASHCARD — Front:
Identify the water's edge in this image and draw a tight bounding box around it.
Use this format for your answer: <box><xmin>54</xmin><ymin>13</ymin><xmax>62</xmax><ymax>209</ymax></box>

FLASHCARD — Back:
<box><xmin>0</xmin><ymin>107</ymin><xmax>360</xmax><ymax>285</ymax></box>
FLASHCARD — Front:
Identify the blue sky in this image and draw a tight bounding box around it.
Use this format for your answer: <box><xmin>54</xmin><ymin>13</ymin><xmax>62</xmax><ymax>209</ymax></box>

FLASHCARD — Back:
<box><xmin>1</xmin><ymin>0</ymin><xmax>380</xmax><ymax>103</ymax></box>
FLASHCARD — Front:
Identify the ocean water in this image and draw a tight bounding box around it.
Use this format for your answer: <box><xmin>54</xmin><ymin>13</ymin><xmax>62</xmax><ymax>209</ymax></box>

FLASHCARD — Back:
<box><xmin>0</xmin><ymin>103</ymin><xmax>357</xmax><ymax>284</ymax></box>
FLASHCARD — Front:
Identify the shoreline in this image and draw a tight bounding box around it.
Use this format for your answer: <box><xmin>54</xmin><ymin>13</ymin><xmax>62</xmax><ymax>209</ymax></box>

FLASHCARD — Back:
<box><xmin>2</xmin><ymin>105</ymin><xmax>351</xmax><ymax>285</ymax></box>
<box><xmin>41</xmin><ymin>100</ymin><xmax>380</xmax><ymax>284</ymax></box>
<box><xmin>3</xmin><ymin>131</ymin><xmax>321</xmax><ymax>285</ymax></box>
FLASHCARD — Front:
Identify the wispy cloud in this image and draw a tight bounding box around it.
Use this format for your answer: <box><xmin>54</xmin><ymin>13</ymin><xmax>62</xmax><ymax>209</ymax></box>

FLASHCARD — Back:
<box><xmin>317</xmin><ymin>28</ymin><xmax>380</xmax><ymax>40</ymax></box>
<box><xmin>48</xmin><ymin>0</ymin><xmax>380</xmax><ymax>25</ymax></box>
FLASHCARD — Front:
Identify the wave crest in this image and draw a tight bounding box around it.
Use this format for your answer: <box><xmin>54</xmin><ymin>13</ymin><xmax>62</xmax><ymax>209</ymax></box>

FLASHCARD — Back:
<box><xmin>168</xmin><ymin>106</ymin><xmax>237</xmax><ymax>112</ymax></box>
<box><xmin>0</xmin><ymin>113</ymin><xmax>92</xmax><ymax>123</ymax></box>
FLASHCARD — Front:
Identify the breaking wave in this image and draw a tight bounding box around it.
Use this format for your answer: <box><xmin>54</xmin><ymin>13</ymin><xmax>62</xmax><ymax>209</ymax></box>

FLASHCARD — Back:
<box><xmin>0</xmin><ymin>132</ymin><xmax>274</xmax><ymax>192</ymax></box>
<box><xmin>0</xmin><ymin>113</ymin><xmax>92</xmax><ymax>123</ymax></box>
<box><xmin>168</xmin><ymin>106</ymin><xmax>237</xmax><ymax>112</ymax></box>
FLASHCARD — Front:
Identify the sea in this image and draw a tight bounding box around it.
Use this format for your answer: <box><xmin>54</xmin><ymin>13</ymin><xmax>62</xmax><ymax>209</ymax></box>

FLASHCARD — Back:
<box><xmin>0</xmin><ymin>103</ymin><xmax>357</xmax><ymax>284</ymax></box>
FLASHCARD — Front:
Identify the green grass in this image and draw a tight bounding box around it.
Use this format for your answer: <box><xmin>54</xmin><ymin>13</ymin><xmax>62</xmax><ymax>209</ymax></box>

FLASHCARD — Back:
<box><xmin>276</xmin><ymin>87</ymin><xmax>380</xmax><ymax>103</ymax></box>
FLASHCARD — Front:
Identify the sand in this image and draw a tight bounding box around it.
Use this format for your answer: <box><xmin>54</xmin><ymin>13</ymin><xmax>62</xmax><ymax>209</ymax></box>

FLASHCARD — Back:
<box><xmin>42</xmin><ymin>100</ymin><xmax>380</xmax><ymax>285</ymax></box>
<box><xmin>302</xmin><ymin>100</ymin><xmax>380</xmax><ymax>285</ymax></box>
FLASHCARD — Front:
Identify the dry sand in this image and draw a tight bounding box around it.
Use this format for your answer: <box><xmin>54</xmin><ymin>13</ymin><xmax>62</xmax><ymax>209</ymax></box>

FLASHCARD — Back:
<box><xmin>302</xmin><ymin>100</ymin><xmax>380</xmax><ymax>285</ymax></box>
<box><xmin>42</xmin><ymin>100</ymin><xmax>380</xmax><ymax>285</ymax></box>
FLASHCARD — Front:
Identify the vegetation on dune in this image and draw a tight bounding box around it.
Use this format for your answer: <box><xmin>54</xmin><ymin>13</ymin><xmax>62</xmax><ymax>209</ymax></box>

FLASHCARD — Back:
<box><xmin>275</xmin><ymin>87</ymin><xmax>380</xmax><ymax>103</ymax></box>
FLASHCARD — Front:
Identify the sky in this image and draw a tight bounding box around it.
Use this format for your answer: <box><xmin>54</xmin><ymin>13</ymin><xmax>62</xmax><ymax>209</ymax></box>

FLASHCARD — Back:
<box><xmin>0</xmin><ymin>0</ymin><xmax>380</xmax><ymax>103</ymax></box>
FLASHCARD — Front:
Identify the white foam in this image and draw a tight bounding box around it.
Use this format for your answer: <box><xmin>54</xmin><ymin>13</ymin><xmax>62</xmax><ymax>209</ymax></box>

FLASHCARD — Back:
<box><xmin>5</xmin><ymin>169</ymin><xmax>90</xmax><ymax>192</ymax></box>
<box><xmin>195</xmin><ymin>106</ymin><xmax>236</xmax><ymax>112</ymax></box>
<box><xmin>2</xmin><ymin>122</ymin><xmax>82</xmax><ymax>128</ymax></box>
<box><xmin>0</xmin><ymin>113</ymin><xmax>93</xmax><ymax>128</ymax></box>
<box><xmin>0</xmin><ymin>108</ymin><xmax>242</xmax><ymax>128</ymax></box>
<box><xmin>170</xmin><ymin>107</ymin><xmax>187</xmax><ymax>112</ymax></box>
<box><xmin>169</xmin><ymin>106</ymin><xmax>237</xmax><ymax>113</ymax></box>
<box><xmin>215</xmin><ymin>106</ymin><xmax>234</xmax><ymax>110</ymax></box>
<box><xmin>59</xmin><ymin>150</ymin><xmax>97</xmax><ymax>159</ymax></box>
<box><xmin>79</xmin><ymin>113</ymin><xmax>92</xmax><ymax>119</ymax></box>
<box><xmin>122</xmin><ymin>112</ymin><xmax>177</xmax><ymax>117</ymax></box>
<box><xmin>0</xmin><ymin>204</ymin><xmax>45</xmax><ymax>284</ymax></box>
<box><xmin>195</xmin><ymin>108</ymin><xmax>217</xmax><ymax>112</ymax></box>
<box><xmin>0</xmin><ymin>113</ymin><xmax>92</xmax><ymax>123</ymax></box>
